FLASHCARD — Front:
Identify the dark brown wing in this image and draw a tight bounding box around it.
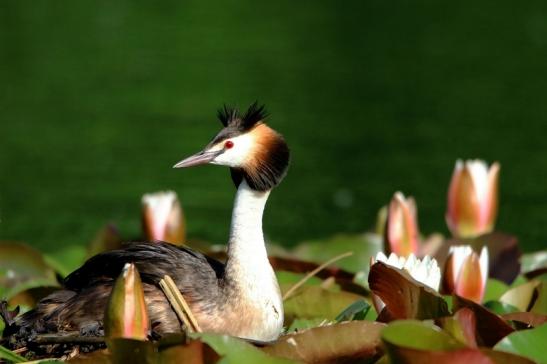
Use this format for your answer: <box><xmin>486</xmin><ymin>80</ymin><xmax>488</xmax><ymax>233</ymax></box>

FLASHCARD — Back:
<box><xmin>64</xmin><ymin>241</ymin><xmax>224</xmax><ymax>291</ymax></box>
<box><xmin>9</xmin><ymin>242</ymin><xmax>225</xmax><ymax>340</ymax></box>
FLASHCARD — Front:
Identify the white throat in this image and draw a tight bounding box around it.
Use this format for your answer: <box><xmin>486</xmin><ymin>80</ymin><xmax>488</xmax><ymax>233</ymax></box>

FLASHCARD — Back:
<box><xmin>223</xmin><ymin>180</ymin><xmax>283</xmax><ymax>341</ymax></box>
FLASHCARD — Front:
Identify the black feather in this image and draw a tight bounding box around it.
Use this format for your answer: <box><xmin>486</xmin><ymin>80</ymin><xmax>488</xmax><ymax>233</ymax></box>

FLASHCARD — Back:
<box><xmin>216</xmin><ymin>102</ymin><xmax>267</xmax><ymax>131</ymax></box>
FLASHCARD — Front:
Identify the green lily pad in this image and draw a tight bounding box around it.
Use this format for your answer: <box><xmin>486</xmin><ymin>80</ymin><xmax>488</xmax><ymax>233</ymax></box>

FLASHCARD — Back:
<box><xmin>276</xmin><ymin>271</ymin><xmax>323</xmax><ymax>287</ymax></box>
<box><xmin>0</xmin><ymin>242</ymin><xmax>59</xmax><ymax>300</ymax></box>
<box><xmin>106</xmin><ymin>338</ymin><xmax>156</xmax><ymax>364</ymax></box>
<box><xmin>0</xmin><ymin>345</ymin><xmax>25</xmax><ymax>363</ymax></box>
<box><xmin>283</xmin><ymin>285</ymin><xmax>367</xmax><ymax>322</ymax></box>
<box><xmin>335</xmin><ymin>300</ymin><xmax>370</xmax><ymax>322</ymax></box>
<box><xmin>521</xmin><ymin>251</ymin><xmax>547</xmax><ymax>274</ymax></box>
<box><xmin>494</xmin><ymin>322</ymin><xmax>547</xmax><ymax>364</ymax></box>
<box><xmin>193</xmin><ymin>333</ymin><xmax>294</xmax><ymax>364</ymax></box>
<box><xmin>437</xmin><ymin>308</ymin><xmax>478</xmax><ymax>348</ymax></box>
<box><xmin>382</xmin><ymin>320</ymin><xmax>463</xmax><ymax>351</ymax></box>
<box><xmin>286</xmin><ymin>318</ymin><xmax>329</xmax><ymax>333</ymax></box>
<box><xmin>483</xmin><ymin>301</ymin><xmax>520</xmax><ymax>315</ymax></box>
<box><xmin>500</xmin><ymin>280</ymin><xmax>541</xmax><ymax>312</ymax></box>
<box><xmin>484</xmin><ymin>278</ymin><xmax>509</xmax><ymax>302</ymax></box>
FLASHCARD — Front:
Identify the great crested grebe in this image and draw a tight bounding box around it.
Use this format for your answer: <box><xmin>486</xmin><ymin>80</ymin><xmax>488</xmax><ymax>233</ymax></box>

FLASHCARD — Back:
<box><xmin>3</xmin><ymin>103</ymin><xmax>289</xmax><ymax>343</ymax></box>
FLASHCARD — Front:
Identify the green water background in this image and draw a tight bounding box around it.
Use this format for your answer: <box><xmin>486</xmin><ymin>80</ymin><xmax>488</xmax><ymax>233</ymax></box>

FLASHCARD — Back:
<box><xmin>1</xmin><ymin>1</ymin><xmax>546</xmax><ymax>260</ymax></box>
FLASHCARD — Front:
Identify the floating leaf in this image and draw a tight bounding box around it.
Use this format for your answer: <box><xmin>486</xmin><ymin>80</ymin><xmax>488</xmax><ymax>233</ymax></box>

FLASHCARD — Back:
<box><xmin>483</xmin><ymin>278</ymin><xmax>508</xmax><ymax>302</ymax></box>
<box><xmin>263</xmin><ymin>321</ymin><xmax>385</xmax><ymax>363</ymax></box>
<box><xmin>368</xmin><ymin>262</ymin><xmax>449</xmax><ymax>322</ymax></box>
<box><xmin>0</xmin><ymin>345</ymin><xmax>25</xmax><ymax>363</ymax></box>
<box><xmin>382</xmin><ymin>320</ymin><xmax>531</xmax><ymax>363</ymax></box>
<box><xmin>283</xmin><ymin>285</ymin><xmax>366</xmax><ymax>323</ymax></box>
<box><xmin>0</xmin><ymin>242</ymin><xmax>59</xmax><ymax>300</ymax></box>
<box><xmin>437</xmin><ymin>308</ymin><xmax>478</xmax><ymax>348</ymax></box>
<box><xmin>386</xmin><ymin>346</ymin><xmax>533</xmax><ymax>363</ymax></box>
<box><xmin>494</xmin><ymin>322</ymin><xmax>547</xmax><ymax>364</ymax></box>
<box><xmin>286</xmin><ymin>318</ymin><xmax>329</xmax><ymax>333</ymax></box>
<box><xmin>335</xmin><ymin>300</ymin><xmax>371</xmax><ymax>322</ymax></box>
<box><xmin>502</xmin><ymin>312</ymin><xmax>547</xmax><ymax>328</ymax></box>
<box><xmin>520</xmin><ymin>251</ymin><xmax>547</xmax><ymax>275</ymax></box>
<box><xmin>106</xmin><ymin>338</ymin><xmax>156</xmax><ymax>364</ymax></box>
<box><xmin>452</xmin><ymin>294</ymin><xmax>514</xmax><ymax>347</ymax></box>
<box><xmin>158</xmin><ymin>339</ymin><xmax>208</xmax><ymax>364</ymax></box>
<box><xmin>483</xmin><ymin>301</ymin><xmax>519</xmax><ymax>315</ymax></box>
<box><xmin>276</xmin><ymin>271</ymin><xmax>323</xmax><ymax>287</ymax></box>
<box><xmin>499</xmin><ymin>280</ymin><xmax>541</xmax><ymax>312</ymax></box>
<box><xmin>382</xmin><ymin>320</ymin><xmax>463</xmax><ymax>351</ymax></box>
<box><xmin>530</xmin><ymin>281</ymin><xmax>547</xmax><ymax>315</ymax></box>
<box><xmin>194</xmin><ymin>333</ymin><xmax>293</xmax><ymax>364</ymax></box>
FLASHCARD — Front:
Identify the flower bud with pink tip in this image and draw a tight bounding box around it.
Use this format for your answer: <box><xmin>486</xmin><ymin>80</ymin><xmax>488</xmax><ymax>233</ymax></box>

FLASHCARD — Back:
<box><xmin>105</xmin><ymin>263</ymin><xmax>150</xmax><ymax>340</ymax></box>
<box><xmin>442</xmin><ymin>245</ymin><xmax>489</xmax><ymax>303</ymax></box>
<box><xmin>446</xmin><ymin>160</ymin><xmax>500</xmax><ymax>238</ymax></box>
<box><xmin>385</xmin><ymin>192</ymin><xmax>420</xmax><ymax>257</ymax></box>
<box><xmin>142</xmin><ymin>190</ymin><xmax>185</xmax><ymax>245</ymax></box>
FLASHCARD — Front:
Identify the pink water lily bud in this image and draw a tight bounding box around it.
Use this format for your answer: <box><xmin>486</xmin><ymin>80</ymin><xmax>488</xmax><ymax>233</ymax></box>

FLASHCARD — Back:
<box><xmin>446</xmin><ymin>160</ymin><xmax>500</xmax><ymax>238</ymax></box>
<box><xmin>142</xmin><ymin>190</ymin><xmax>185</xmax><ymax>245</ymax></box>
<box><xmin>105</xmin><ymin>263</ymin><xmax>149</xmax><ymax>340</ymax></box>
<box><xmin>385</xmin><ymin>192</ymin><xmax>420</xmax><ymax>257</ymax></box>
<box><xmin>443</xmin><ymin>245</ymin><xmax>489</xmax><ymax>303</ymax></box>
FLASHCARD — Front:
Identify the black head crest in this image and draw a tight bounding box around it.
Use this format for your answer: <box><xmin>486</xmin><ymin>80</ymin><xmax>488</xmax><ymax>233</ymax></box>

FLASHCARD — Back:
<box><xmin>217</xmin><ymin>102</ymin><xmax>268</xmax><ymax>131</ymax></box>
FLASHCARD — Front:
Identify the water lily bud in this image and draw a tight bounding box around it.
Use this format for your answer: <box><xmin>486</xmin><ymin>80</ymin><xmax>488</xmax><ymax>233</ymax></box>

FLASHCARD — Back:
<box><xmin>371</xmin><ymin>252</ymin><xmax>441</xmax><ymax>314</ymax></box>
<box><xmin>385</xmin><ymin>192</ymin><xmax>420</xmax><ymax>257</ymax></box>
<box><xmin>446</xmin><ymin>160</ymin><xmax>500</xmax><ymax>238</ymax></box>
<box><xmin>443</xmin><ymin>245</ymin><xmax>489</xmax><ymax>303</ymax></box>
<box><xmin>105</xmin><ymin>263</ymin><xmax>149</xmax><ymax>340</ymax></box>
<box><xmin>142</xmin><ymin>190</ymin><xmax>185</xmax><ymax>245</ymax></box>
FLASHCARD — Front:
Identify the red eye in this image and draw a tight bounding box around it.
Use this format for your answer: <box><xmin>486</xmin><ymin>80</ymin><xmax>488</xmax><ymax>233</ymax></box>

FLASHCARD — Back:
<box><xmin>224</xmin><ymin>140</ymin><xmax>234</xmax><ymax>149</ymax></box>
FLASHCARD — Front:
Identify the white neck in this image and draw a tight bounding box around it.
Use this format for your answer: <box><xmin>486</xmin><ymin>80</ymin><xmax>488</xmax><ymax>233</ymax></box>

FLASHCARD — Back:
<box><xmin>223</xmin><ymin>179</ymin><xmax>283</xmax><ymax>341</ymax></box>
<box><xmin>225</xmin><ymin>180</ymin><xmax>271</xmax><ymax>277</ymax></box>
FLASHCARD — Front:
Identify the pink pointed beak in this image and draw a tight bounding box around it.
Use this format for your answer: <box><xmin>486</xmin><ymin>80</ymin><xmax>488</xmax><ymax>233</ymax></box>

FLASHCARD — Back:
<box><xmin>173</xmin><ymin>150</ymin><xmax>223</xmax><ymax>168</ymax></box>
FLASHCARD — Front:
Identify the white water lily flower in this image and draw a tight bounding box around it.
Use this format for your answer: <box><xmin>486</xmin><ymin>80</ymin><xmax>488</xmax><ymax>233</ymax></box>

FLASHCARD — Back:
<box><xmin>374</xmin><ymin>252</ymin><xmax>441</xmax><ymax>291</ymax></box>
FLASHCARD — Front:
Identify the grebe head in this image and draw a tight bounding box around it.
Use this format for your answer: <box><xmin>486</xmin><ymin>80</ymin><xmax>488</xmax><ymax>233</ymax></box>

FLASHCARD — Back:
<box><xmin>173</xmin><ymin>102</ymin><xmax>290</xmax><ymax>192</ymax></box>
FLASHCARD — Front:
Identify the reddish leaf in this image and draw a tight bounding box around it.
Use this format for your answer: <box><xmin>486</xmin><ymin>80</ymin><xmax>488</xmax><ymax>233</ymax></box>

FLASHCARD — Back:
<box><xmin>368</xmin><ymin>262</ymin><xmax>449</xmax><ymax>322</ymax></box>
<box><xmin>263</xmin><ymin>321</ymin><xmax>385</xmax><ymax>363</ymax></box>
<box><xmin>384</xmin><ymin>347</ymin><xmax>533</xmax><ymax>364</ymax></box>
<box><xmin>524</xmin><ymin>267</ymin><xmax>547</xmax><ymax>280</ymax></box>
<box><xmin>452</xmin><ymin>295</ymin><xmax>514</xmax><ymax>347</ymax></box>
<box><xmin>437</xmin><ymin>308</ymin><xmax>478</xmax><ymax>348</ymax></box>
<box><xmin>502</xmin><ymin>312</ymin><xmax>547</xmax><ymax>328</ymax></box>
